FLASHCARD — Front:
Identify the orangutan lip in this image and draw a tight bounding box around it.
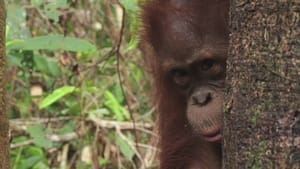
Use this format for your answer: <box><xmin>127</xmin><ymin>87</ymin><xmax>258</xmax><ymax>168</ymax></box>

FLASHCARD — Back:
<box><xmin>202</xmin><ymin>129</ymin><xmax>221</xmax><ymax>142</ymax></box>
<box><xmin>202</xmin><ymin>129</ymin><xmax>221</xmax><ymax>138</ymax></box>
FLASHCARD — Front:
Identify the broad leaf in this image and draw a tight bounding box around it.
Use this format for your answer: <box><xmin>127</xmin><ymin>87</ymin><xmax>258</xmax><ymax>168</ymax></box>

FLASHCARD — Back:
<box><xmin>10</xmin><ymin>35</ymin><xmax>97</xmax><ymax>54</ymax></box>
<box><xmin>39</xmin><ymin>86</ymin><xmax>76</xmax><ymax>109</ymax></box>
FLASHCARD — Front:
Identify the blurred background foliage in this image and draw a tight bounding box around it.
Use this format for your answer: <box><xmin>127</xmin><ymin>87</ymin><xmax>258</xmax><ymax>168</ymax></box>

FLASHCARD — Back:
<box><xmin>5</xmin><ymin>0</ymin><xmax>157</xmax><ymax>168</ymax></box>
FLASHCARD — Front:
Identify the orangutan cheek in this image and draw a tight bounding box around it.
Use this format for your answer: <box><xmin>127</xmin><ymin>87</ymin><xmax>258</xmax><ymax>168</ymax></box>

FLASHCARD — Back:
<box><xmin>186</xmin><ymin>94</ymin><xmax>223</xmax><ymax>140</ymax></box>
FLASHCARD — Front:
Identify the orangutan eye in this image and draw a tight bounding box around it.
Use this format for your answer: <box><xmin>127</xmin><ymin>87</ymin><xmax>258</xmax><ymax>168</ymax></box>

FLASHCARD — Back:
<box><xmin>171</xmin><ymin>68</ymin><xmax>188</xmax><ymax>77</ymax></box>
<box><xmin>170</xmin><ymin>68</ymin><xmax>191</xmax><ymax>87</ymax></box>
<box><xmin>200</xmin><ymin>59</ymin><xmax>216</xmax><ymax>71</ymax></box>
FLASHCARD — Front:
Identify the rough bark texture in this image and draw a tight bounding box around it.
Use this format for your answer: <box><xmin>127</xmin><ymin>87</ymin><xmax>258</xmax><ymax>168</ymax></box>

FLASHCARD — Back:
<box><xmin>0</xmin><ymin>0</ymin><xmax>9</xmax><ymax>169</ymax></box>
<box><xmin>224</xmin><ymin>0</ymin><xmax>300</xmax><ymax>169</ymax></box>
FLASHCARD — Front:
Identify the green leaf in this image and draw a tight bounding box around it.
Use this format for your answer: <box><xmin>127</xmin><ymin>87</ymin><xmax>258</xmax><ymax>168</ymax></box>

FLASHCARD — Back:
<box><xmin>6</xmin><ymin>39</ymin><xmax>24</xmax><ymax>48</ymax></box>
<box><xmin>32</xmin><ymin>162</ymin><xmax>49</xmax><ymax>169</ymax></box>
<box><xmin>32</xmin><ymin>54</ymin><xmax>49</xmax><ymax>73</ymax></box>
<box><xmin>119</xmin><ymin>0</ymin><xmax>139</xmax><ymax>12</ymax></box>
<box><xmin>33</xmin><ymin>137</ymin><xmax>53</xmax><ymax>149</ymax></box>
<box><xmin>7</xmin><ymin>53</ymin><xmax>23</xmax><ymax>67</ymax></box>
<box><xmin>26</xmin><ymin>147</ymin><xmax>44</xmax><ymax>156</ymax></box>
<box><xmin>116</xmin><ymin>136</ymin><xmax>135</xmax><ymax>160</ymax></box>
<box><xmin>44</xmin><ymin>7</ymin><xmax>59</xmax><ymax>22</ymax></box>
<box><xmin>110</xmin><ymin>86</ymin><xmax>124</xmax><ymax>103</ymax></box>
<box><xmin>125</xmin><ymin>36</ymin><xmax>139</xmax><ymax>53</ymax></box>
<box><xmin>33</xmin><ymin>54</ymin><xmax>61</xmax><ymax>77</ymax></box>
<box><xmin>27</xmin><ymin>125</ymin><xmax>53</xmax><ymax>149</ymax></box>
<box><xmin>47</xmin><ymin>60</ymin><xmax>61</xmax><ymax>76</ymax></box>
<box><xmin>39</xmin><ymin>86</ymin><xmax>76</xmax><ymax>109</ymax></box>
<box><xmin>10</xmin><ymin>35</ymin><xmax>97</xmax><ymax>54</ymax></box>
<box><xmin>104</xmin><ymin>91</ymin><xmax>123</xmax><ymax>121</ymax></box>
<box><xmin>57</xmin><ymin>0</ymin><xmax>68</xmax><ymax>8</ymax></box>
<box><xmin>98</xmin><ymin>157</ymin><xmax>108</xmax><ymax>165</ymax></box>
<box><xmin>31</xmin><ymin>0</ymin><xmax>43</xmax><ymax>7</ymax></box>
<box><xmin>6</xmin><ymin>5</ymin><xmax>31</xmax><ymax>39</ymax></box>
<box><xmin>19</xmin><ymin>156</ymin><xmax>42</xmax><ymax>169</ymax></box>
<box><xmin>57</xmin><ymin>121</ymin><xmax>75</xmax><ymax>134</ymax></box>
<box><xmin>88</xmin><ymin>108</ymin><xmax>110</xmax><ymax>119</ymax></box>
<box><xmin>27</xmin><ymin>125</ymin><xmax>44</xmax><ymax>137</ymax></box>
<box><xmin>104</xmin><ymin>91</ymin><xmax>129</xmax><ymax>121</ymax></box>
<box><xmin>5</xmin><ymin>25</ymin><xmax>9</xmax><ymax>39</ymax></box>
<box><xmin>44</xmin><ymin>1</ymin><xmax>65</xmax><ymax>22</ymax></box>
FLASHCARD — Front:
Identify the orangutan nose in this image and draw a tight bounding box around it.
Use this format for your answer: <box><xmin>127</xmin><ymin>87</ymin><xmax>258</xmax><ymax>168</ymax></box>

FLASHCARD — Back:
<box><xmin>192</xmin><ymin>89</ymin><xmax>213</xmax><ymax>106</ymax></box>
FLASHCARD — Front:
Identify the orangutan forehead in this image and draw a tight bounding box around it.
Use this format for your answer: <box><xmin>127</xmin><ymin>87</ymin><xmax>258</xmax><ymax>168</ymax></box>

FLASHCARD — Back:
<box><xmin>161</xmin><ymin>44</ymin><xmax>228</xmax><ymax>72</ymax></box>
<box><xmin>155</xmin><ymin>11</ymin><xmax>228</xmax><ymax>58</ymax></box>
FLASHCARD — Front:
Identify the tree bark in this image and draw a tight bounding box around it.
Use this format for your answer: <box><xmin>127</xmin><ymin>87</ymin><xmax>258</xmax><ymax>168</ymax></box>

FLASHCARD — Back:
<box><xmin>0</xmin><ymin>0</ymin><xmax>9</xmax><ymax>169</ymax></box>
<box><xmin>224</xmin><ymin>0</ymin><xmax>300</xmax><ymax>169</ymax></box>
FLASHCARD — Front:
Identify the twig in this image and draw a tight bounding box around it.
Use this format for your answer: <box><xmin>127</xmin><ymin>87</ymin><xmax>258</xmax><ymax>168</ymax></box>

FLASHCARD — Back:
<box><xmin>88</xmin><ymin>117</ymin><xmax>152</xmax><ymax>130</ymax></box>
<box><xmin>10</xmin><ymin>131</ymin><xmax>82</xmax><ymax>149</ymax></box>
<box><xmin>10</xmin><ymin>140</ymin><xmax>34</xmax><ymax>149</ymax></box>
<box><xmin>10</xmin><ymin>117</ymin><xmax>152</xmax><ymax>133</ymax></box>
<box><xmin>10</xmin><ymin>116</ymin><xmax>73</xmax><ymax>125</ymax></box>
<box><xmin>114</xmin><ymin>0</ymin><xmax>140</xmax><ymax>155</ymax></box>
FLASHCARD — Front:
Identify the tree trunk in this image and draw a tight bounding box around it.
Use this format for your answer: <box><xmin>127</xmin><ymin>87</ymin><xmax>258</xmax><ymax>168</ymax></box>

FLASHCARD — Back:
<box><xmin>223</xmin><ymin>0</ymin><xmax>300</xmax><ymax>169</ymax></box>
<box><xmin>0</xmin><ymin>0</ymin><xmax>9</xmax><ymax>169</ymax></box>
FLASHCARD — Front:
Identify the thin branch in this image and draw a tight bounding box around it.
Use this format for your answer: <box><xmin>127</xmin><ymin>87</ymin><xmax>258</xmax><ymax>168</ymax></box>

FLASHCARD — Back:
<box><xmin>114</xmin><ymin>0</ymin><xmax>140</xmax><ymax>154</ymax></box>
<box><xmin>88</xmin><ymin>117</ymin><xmax>152</xmax><ymax>130</ymax></box>
<box><xmin>10</xmin><ymin>117</ymin><xmax>153</xmax><ymax>133</ymax></box>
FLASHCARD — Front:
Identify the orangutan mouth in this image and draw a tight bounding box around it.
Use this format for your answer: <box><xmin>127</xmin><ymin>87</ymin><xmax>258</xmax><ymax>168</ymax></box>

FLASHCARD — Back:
<box><xmin>202</xmin><ymin>129</ymin><xmax>222</xmax><ymax>142</ymax></box>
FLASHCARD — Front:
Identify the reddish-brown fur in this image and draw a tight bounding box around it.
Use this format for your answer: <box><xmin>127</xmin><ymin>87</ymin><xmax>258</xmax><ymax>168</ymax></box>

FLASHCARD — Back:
<box><xmin>141</xmin><ymin>1</ymin><xmax>229</xmax><ymax>169</ymax></box>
